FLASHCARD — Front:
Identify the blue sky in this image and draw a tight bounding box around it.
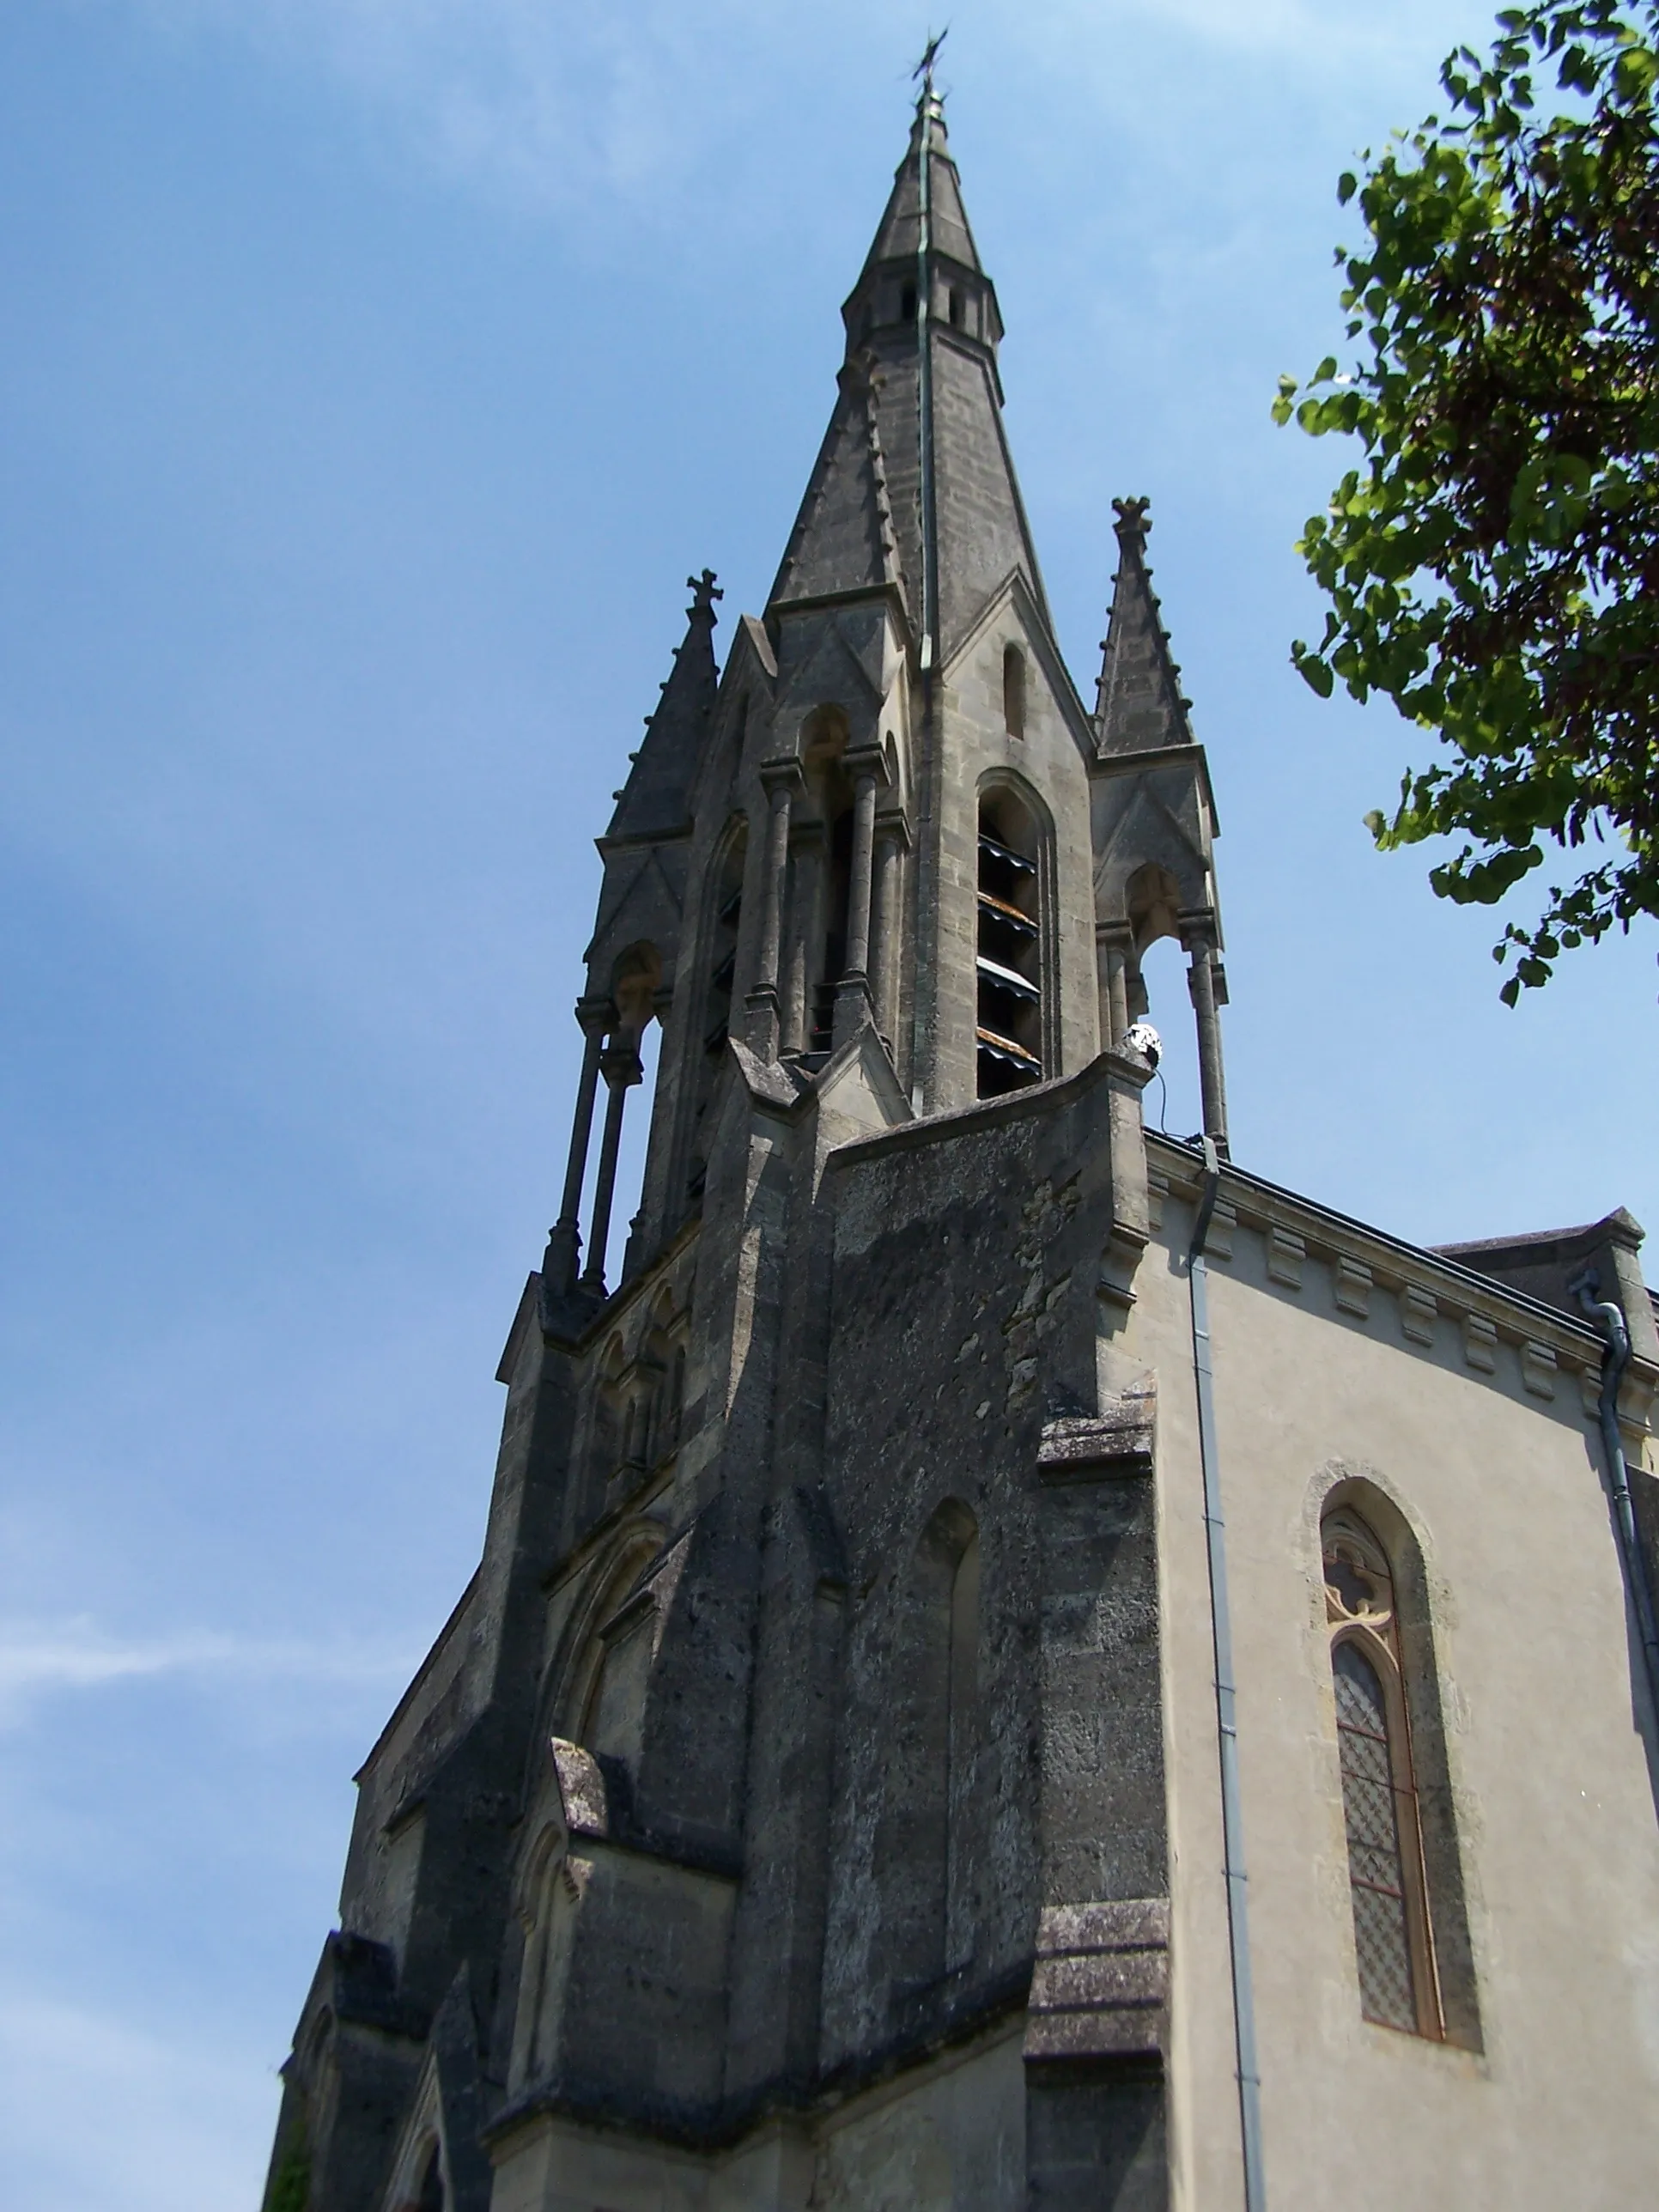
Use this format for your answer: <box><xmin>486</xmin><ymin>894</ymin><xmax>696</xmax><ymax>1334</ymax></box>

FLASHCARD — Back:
<box><xmin>3</xmin><ymin>3</ymin><xmax>1655</xmax><ymax>2205</ymax></box>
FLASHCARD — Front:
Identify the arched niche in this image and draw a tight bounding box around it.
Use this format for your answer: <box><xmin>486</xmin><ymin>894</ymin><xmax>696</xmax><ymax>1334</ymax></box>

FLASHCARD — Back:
<box><xmin>876</xmin><ymin>1498</ymin><xmax>983</xmax><ymax>1999</ymax></box>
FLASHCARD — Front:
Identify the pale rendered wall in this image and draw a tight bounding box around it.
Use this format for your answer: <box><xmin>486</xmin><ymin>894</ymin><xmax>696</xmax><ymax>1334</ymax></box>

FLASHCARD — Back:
<box><xmin>1121</xmin><ymin>1157</ymin><xmax>1659</xmax><ymax>2211</ymax></box>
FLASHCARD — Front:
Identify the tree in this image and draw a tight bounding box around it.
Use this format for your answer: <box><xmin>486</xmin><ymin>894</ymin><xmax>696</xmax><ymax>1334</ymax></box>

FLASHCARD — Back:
<box><xmin>1276</xmin><ymin>1</ymin><xmax>1659</xmax><ymax>1001</ymax></box>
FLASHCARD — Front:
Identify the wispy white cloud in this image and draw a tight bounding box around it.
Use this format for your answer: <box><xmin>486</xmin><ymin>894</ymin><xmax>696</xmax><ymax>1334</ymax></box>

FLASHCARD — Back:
<box><xmin>127</xmin><ymin>0</ymin><xmax>787</xmax><ymax>216</ymax></box>
<box><xmin>109</xmin><ymin>0</ymin><xmax>1504</xmax><ymax>221</ymax></box>
<box><xmin>0</xmin><ymin>1617</ymin><xmax>410</xmax><ymax>1723</ymax></box>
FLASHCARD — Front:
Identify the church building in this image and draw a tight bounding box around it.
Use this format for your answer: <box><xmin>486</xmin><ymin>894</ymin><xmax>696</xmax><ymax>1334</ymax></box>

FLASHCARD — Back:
<box><xmin>264</xmin><ymin>76</ymin><xmax>1659</xmax><ymax>2212</ymax></box>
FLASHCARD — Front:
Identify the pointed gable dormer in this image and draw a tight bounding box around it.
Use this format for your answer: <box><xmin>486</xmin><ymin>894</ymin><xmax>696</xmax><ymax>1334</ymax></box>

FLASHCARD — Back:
<box><xmin>1094</xmin><ymin>497</ymin><xmax>1197</xmax><ymax>755</ymax></box>
<box><xmin>606</xmin><ymin>569</ymin><xmax>721</xmax><ymax>844</ymax></box>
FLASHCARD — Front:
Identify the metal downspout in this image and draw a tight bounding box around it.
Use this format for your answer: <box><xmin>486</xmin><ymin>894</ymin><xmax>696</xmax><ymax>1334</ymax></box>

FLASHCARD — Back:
<box><xmin>1188</xmin><ymin>1137</ymin><xmax>1267</xmax><ymax>2212</ymax></box>
<box><xmin>1569</xmin><ymin>1267</ymin><xmax>1659</xmax><ymax>1729</ymax></box>
<box><xmin>908</xmin><ymin>72</ymin><xmax>941</xmax><ymax>1103</ymax></box>
<box><xmin>915</xmin><ymin>88</ymin><xmax>939</xmax><ymax>673</ymax></box>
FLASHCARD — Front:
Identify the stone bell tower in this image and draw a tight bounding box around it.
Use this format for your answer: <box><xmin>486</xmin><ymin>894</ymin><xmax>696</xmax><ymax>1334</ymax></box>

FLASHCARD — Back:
<box><xmin>534</xmin><ymin>76</ymin><xmax>1232</xmax><ymax>1337</ymax></box>
<box><xmin>264</xmin><ymin>70</ymin><xmax>1243</xmax><ymax>2212</ymax></box>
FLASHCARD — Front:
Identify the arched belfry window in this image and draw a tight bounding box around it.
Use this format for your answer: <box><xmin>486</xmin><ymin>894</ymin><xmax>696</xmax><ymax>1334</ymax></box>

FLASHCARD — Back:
<box><xmin>1323</xmin><ymin>1504</ymin><xmax>1443</xmax><ymax>2039</ymax></box>
<box><xmin>975</xmin><ymin>788</ymin><xmax>1043</xmax><ymax>1097</ymax></box>
<box><xmin>1002</xmin><ymin>643</ymin><xmax>1026</xmax><ymax>740</ymax></box>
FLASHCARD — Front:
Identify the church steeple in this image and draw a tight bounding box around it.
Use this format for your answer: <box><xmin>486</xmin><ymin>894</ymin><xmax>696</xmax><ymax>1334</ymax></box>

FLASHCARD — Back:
<box><xmin>543</xmin><ymin>76</ymin><xmax>1233</xmax><ymax>1311</ymax></box>
<box><xmin>768</xmin><ymin>76</ymin><xmax>1047</xmax><ymax>668</ymax></box>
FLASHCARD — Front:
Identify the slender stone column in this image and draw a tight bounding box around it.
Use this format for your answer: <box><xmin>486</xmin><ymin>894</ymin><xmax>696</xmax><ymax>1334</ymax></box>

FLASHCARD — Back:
<box><xmin>544</xmin><ymin>996</ymin><xmax>613</xmax><ymax>1295</ymax></box>
<box><xmin>870</xmin><ymin>812</ymin><xmax>908</xmax><ymax>1047</ymax></box>
<box><xmin>744</xmin><ymin>761</ymin><xmax>804</xmax><ymax>1060</ymax></box>
<box><xmin>579</xmin><ymin>1036</ymin><xmax>644</xmax><ymax>1297</ymax></box>
<box><xmin>834</xmin><ymin>744</ymin><xmax>889</xmax><ymax>1049</ymax></box>
<box><xmin>1185</xmin><ymin>931</ymin><xmax>1229</xmax><ymax>1156</ymax></box>
<box><xmin>1098</xmin><ymin>925</ymin><xmax>1132</xmax><ymax>1057</ymax></box>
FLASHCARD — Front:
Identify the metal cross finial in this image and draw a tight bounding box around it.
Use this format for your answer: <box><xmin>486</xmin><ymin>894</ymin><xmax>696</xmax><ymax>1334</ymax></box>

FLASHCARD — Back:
<box><xmin>687</xmin><ymin>568</ymin><xmax>723</xmax><ymax>616</ymax></box>
<box><xmin>913</xmin><ymin>27</ymin><xmax>948</xmax><ymax>88</ymax></box>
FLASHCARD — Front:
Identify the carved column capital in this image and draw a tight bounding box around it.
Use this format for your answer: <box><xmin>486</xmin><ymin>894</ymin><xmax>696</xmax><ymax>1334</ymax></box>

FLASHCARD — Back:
<box><xmin>843</xmin><ymin>742</ymin><xmax>892</xmax><ymax>790</ymax></box>
<box><xmin>758</xmin><ymin>757</ymin><xmax>808</xmax><ymax>801</ymax></box>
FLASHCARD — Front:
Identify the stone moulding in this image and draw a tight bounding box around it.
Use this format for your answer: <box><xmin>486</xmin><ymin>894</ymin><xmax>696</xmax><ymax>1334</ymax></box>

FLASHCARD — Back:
<box><xmin>551</xmin><ymin>1738</ymin><xmax>610</xmax><ymax>1838</ymax></box>
<box><xmin>1024</xmin><ymin>1897</ymin><xmax>1170</xmax><ymax>2059</ymax></box>
<box><xmin>1037</xmin><ymin>1384</ymin><xmax>1156</xmax><ymax>1482</ymax></box>
<box><xmin>1145</xmin><ymin>1136</ymin><xmax>1646</xmax><ymax>1434</ymax></box>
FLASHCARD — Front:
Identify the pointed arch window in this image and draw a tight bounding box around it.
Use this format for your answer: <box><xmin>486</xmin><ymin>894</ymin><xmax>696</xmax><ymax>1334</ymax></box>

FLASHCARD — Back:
<box><xmin>975</xmin><ymin>787</ymin><xmax>1044</xmax><ymax>1097</ymax></box>
<box><xmin>509</xmin><ymin>1827</ymin><xmax>587</xmax><ymax>2091</ymax></box>
<box><xmin>1323</xmin><ymin>1504</ymin><xmax>1443</xmax><ymax>2038</ymax></box>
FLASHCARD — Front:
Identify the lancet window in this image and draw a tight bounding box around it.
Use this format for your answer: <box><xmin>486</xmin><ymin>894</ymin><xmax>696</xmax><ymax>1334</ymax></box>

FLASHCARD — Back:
<box><xmin>1002</xmin><ymin>642</ymin><xmax>1026</xmax><ymax>739</ymax></box>
<box><xmin>1323</xmin><ymin>1503</ymin><xmax>1443</xmax><ymax>2038</ymax></box>
<box><xmin>508</xmin><ymin>1827</ymin><xmax>586</xmax><ymax>2092</ymax></box>
<box><xmin>975</xmin><ymin>787</ymin><xmax>1044</xmax><ymax>1097</ymax></box>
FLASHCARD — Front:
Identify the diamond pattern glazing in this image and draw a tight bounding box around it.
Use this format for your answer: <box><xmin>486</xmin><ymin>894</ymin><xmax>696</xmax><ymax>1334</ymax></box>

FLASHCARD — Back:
<box><xmin>1334</xmin><ymin>1640</ymin><xmax>1416</xmax><ymax>2031</ymax></box>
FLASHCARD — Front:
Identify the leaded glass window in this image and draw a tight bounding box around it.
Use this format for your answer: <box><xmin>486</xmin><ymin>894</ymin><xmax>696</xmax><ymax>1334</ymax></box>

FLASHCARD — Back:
<box><xmin>1323</xmin><ymin>1504</ymin><xmax>1443</xmax><ymax>2039</ymax></box>
<box><xmin>1334</xmin><ymin>1641</ymin><xmax>1417</xmax><ymax>2029</ymax></box>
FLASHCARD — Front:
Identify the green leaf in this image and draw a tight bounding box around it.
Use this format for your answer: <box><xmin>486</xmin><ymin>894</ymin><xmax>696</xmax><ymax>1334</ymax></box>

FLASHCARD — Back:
<box><xmin>1284</xmin><ymin>0</ymin><xmax>1659</xmax><ymax>1000</ymax></box>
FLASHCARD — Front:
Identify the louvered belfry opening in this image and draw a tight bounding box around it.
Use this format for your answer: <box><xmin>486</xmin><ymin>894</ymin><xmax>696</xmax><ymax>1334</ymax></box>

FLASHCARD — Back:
<box><xmin>975</xmin><ymin>791</ymin><xmax>1042</xmax><ymax>1097</ymax></box>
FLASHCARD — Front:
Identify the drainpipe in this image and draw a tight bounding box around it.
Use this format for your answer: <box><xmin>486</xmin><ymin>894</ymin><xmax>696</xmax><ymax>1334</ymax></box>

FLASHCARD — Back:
<box><xmin>1568</xmin><ymin>1267</ymin><xmax>1659</xmax><ymax>1729</ymax></box>
<box><xmin>1188</xmin><ymin>1137</ymin><xmax>1267</xmax><ymax>2212</ymax></box>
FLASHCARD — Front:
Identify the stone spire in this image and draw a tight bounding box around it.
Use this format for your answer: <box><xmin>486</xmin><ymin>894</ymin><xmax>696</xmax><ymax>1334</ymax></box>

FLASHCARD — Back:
<box><xmin>767</xmin><ymin>86</ymin><xmax>1048</xmax><ymax>666</ymax></box>
<box><xmin>605</xmin><ymin>570</ymin><xmax>722</xmax><ymax>843</ymax></box>
<box><xmin>1094</xmin><ymin>498</ymin><xmax>1196</xmax><ymax>754</ymax></box>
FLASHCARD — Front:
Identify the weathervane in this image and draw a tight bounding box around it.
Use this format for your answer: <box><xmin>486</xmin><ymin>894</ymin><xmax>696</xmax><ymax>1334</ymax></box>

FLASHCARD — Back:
<box><xmin>912</xmin><ymin>27</ymin><xmax>948</xmax><ymax>94</ymax></box>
